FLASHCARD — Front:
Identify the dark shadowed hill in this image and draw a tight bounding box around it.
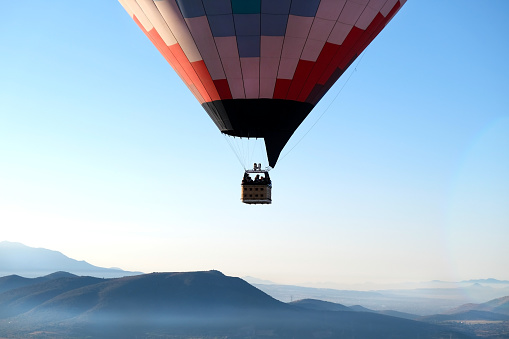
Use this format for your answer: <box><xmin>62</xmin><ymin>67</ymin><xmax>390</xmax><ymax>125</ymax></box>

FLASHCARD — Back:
<box><xmin>349</xmin><ymin>304</ymin><xmax>374</xmax><ymax>312</ymax></box>
<box><xmin>0</xmin><ymin>241</ymin><xmax>141</xmax><ymax>278</ymax></box>
<box><xmin>374</xmin><ymin>309</ymin><xmax>423</xmax><ymax>321</ymax></box>
<box><xmin>0</xmin><ymin>274</ymin><xmax>104</xmax><ymax>319</ymax></box>
<box><xmin>0</xmin><ymin>270</ymin><xmax>473</xmax><ymax>338</ymax></box>
<box><xmin>289</xmin><ymin>298</ymin><xmax>352</xmax><ymax>311</ymax></box>
<box><xmin>41</xmin><ymin>270</ymin><xmax>288</xmax><ymax>319</ymax></box>
<box><xmin>349</xmin><ymin>304</ymin><xmax>422</xmax><ymax>320</ymax></box>
<box><xmin>0</xmin><ymin>274</ymin><xmax>37</xmax><ymax>294</ymax></box>
<box><xmin>0</xmin><ymin>271</ymin><xmax>76</xmax><ymax>294</ymax></box>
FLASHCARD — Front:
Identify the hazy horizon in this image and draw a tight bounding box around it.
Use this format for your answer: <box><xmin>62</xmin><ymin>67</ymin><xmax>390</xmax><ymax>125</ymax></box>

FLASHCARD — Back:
<box><xmin>2</xmin><ymin>240</ymin><xmax>509</xmax><ymax>292</ymax></box>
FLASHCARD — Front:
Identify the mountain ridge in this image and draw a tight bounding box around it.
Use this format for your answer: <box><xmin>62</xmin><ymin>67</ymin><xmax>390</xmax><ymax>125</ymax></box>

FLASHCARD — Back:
<box><xmin>0</xmin><ymin>241</ymin><xmax>142</xmax><ymax>278</ymax></box>
<box><xmin>444</xmin><ymin>295</ymin><xmax>509</xmax><ymax>316</ymax></box>
<box><xmin>0</xmin><ymin>270</ymin><xmax>472</xmax><ymax>339</ymax></box>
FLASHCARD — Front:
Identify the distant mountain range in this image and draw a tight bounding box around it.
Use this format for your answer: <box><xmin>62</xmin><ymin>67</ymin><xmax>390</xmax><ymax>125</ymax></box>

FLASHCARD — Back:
<box><xmin>289</xmin><ymin>296</ymin><xmax>509</xmax><ymax>338</ymax></box>
<box><xmin>244</xmin><ymin>277</ymin><xmax>509</xmax><ymax>292</ymax></box>
<box><xmin>463</xmin><ymin>279</ymin><xmax>509</xmax><ymax>284</ymax></box>
<box><xmin>0</xmin><ymin>270</ymin><xmax>472</xmax><ymax>339</ymax></box>
<box><xmin>291</xmin><ymin>296</ymin><xmax>509</xmax><ymax>322</ymax></box>
<box><xmin>2</xmin><ymin>241</ymin><xmax>506</xmax><ymax>337</ymax></box>
<box><xmin>0</xmin><ymin>241</ymin><xmax>142</xmax><ymax>278</ymax></box>
<box><xmin>3</xmin><ymin>241</ymin><xmax>508</xmax><ymax>317</ymax></box>
<box><xmin>429</xmin><ymin>278</ymin><xmax>509</xmax><ymax>285</ymax></box>
<box><xmin>253</xmin><ymin>282</ymin><xmax>509</xmax><ymax>315</ymax></box>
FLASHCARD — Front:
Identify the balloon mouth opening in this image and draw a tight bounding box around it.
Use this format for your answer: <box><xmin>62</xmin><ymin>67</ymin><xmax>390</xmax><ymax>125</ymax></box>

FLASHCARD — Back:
<box><xmin>221</xmin><ymin>131</ymin><xmax>266</xmax><ymax>139</ymax></box>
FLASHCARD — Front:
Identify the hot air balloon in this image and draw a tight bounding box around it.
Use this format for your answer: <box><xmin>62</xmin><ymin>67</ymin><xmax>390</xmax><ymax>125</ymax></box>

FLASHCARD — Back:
<box><xmin>119</xmin><ymin>0</ymin><xmax>406</xmax><ymax>204</ymax></box>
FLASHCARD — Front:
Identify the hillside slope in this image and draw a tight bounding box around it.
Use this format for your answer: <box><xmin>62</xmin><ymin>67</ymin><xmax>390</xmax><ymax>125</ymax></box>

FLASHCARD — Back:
<box><xmin>0</xmin><ymin>271</ymin><xmax>472</xmax><ymax>338</ymax></box>
<box><xmin>445</xmin><ymin>296</ymin><xmax>509</xmax><ymax>316</ymax></box>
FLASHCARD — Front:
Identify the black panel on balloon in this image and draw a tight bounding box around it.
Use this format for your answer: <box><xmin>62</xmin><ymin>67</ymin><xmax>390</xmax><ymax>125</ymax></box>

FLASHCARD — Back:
<box><xmin>202</xmin><ymin>99</ymin><xmax>314</xmax><ymax>167</ymax></box>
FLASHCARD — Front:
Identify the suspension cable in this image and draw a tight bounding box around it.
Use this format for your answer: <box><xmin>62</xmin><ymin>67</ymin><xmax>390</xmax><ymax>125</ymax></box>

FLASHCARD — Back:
<box><xmin>223</xmin><ymin>134</ymin><xmax>246</xmax><ymax>170</ymax></box>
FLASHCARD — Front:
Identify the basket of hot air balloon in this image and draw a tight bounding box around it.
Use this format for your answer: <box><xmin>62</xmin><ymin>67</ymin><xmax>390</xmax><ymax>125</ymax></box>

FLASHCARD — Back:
<box><xmin>241</xmin><ymin>163</ymin><xmax>272</xmax><ymax>204</ymax></box>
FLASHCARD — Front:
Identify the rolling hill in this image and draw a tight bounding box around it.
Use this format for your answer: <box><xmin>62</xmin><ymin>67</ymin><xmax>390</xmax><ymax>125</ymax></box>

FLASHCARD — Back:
<box><xmin>0</xmin><ymin>271</ymin><xmax>77</xmax><ymax>294</ymax></box>
<box><xmin>291</xmin><ymin>298</ymin><xmax>421</xmax><ymax>320</ymax></box>
<box><xmin>289</xmin><ymin>298</ymin><xmax>352</xmax><ymax>311</ymax></box>
<box><xmin>0</xmin><ymin>273</ymin><xmax>104</xmax><ymax>319</ymax></box>
<box><xmin>0</xmin><ymin>270</ymin><xmax>472</xmax><ymax>338</ymax></box>
<box><xmin>445</xmin><ymin>296</ymin><xmax>509</xmax><ymax>316</ymax></box>
<box><xmin>419</xmin><ymin>296</ymin><xmax>509</xmax><ymax>338</ymax></box>
<box><xmin>421</xmin><ymin>295</ymin><xmax>509</xmax><ymax>323</ymax></box>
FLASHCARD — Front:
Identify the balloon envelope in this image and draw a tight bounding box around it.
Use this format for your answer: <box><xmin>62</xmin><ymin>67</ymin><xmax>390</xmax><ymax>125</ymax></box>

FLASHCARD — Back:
<box><xmin>120</xmin><ymin>0</ymin><xmax>406</xmax><ymax>167</ymax></box>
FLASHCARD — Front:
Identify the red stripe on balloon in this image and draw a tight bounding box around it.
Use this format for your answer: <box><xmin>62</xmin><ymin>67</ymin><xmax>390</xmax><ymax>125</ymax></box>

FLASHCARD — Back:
<box><xmin>168</xmin><ymin>44</ymin><xmax>211</xmax><ymax>102</ymax></box>
<box><xmin>386</xmin><ymin>1</ymin><xmax>403</xmax><ymax>24</ymax></box>
<box><xmin>359</xmin><ymin>3</ymin><xmax>402</xmax><ymax>53</ymax></box>
<box><xmin>286</xmin><ymin>60</ymin><xmax>315</xmax><ymax>101</ymax></box>
<box><xmin>273</xmin><ymin>79</ymin><xmax>292</xmax><ymax>99</ymax></box>
<box><xmin>338</xmin><ymin>15</ymin><xmax>385</xmax><ymax>71</ymax></box>
<box><xmin>213</xmin><ymin>79</ymin><xmax>233</xmax><ymax>100</ymax></box>
<box><xmin>311</xmin><ymin>67</ymin><xmax>345</xmax><ymax>105</ymax></box>
<box><xmin>317</xmin><ymin>26</ymin><xmax>364</xmax><ymax>86</ymax></box>
<box><xmin>298</xmin><ymin>42</ymin><xmax>340</xmax><ymax>102</ymax></box>
<box><xmin>307</xmin><ymin>3</ymin><xmax>402</xmax><ymax>105</ymax></box>
<box><xmin>192</xmin><ymin>61</ymin><xmax>221</xmax><ymax>102</ymax></box>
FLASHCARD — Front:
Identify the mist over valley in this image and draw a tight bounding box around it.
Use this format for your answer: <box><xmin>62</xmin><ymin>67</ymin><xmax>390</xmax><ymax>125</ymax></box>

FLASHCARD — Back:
<box><xmin>1</xmin><ymin>242</ymin><xmax>509</xmax><ymax>338</ymax></box>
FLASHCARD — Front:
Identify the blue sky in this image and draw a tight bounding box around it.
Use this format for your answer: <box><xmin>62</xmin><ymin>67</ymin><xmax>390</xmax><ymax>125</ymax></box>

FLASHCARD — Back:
<box><xmin>1</xmin><ymin>1</ymin><xmax>508</xmax><ymax>288</ymax></box>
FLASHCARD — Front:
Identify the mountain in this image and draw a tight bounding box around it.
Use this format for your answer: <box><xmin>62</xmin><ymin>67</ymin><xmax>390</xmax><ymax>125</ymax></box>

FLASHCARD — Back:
<box><xmin>350</xmin><ymin>305</ymin><xmax>422</xmax><ymax>321</ymax></box>
<box><xmin>0</xmin><ymin>273</ymin><xmax>104</xmax><ymax>319</ymax></box>
<box><xmin>0</xmin><ymin>270</ymin><xmax>472</xmax><ymax>339</ymax></box>
<box><xmin>444</xmin><ymin>296</ymin><xmax>509</xmax><ymax>316</ymax></box>
<box><xmin>0</xmin><ymin>271</ymin><xmax>76</xmax><ymax>294</ymax></box>
<box><xmin>462</xmin><ymin>278</ymin><xmax>509</xmax><ymax>284</ymax></box>
<box><xmin>254</xmin><ymin>283</ymin><xmax>463</xmax><ymax>315</ymax></box>
<box><xmin>349</xmin><ymin>304</ymin><xmax>374</xmax><ymax>312</ymax></box>
<box><xmin>254</xmin><ymin>281</ymin><xmax>509</xmax><ymax>315</ymax></box>
<box><xmin>289</xmin><ymin>298</ymin><xmax>351</xmax><ymax>311</ymax></box>
<box><xmin>418</xmin><ymin>296</ymin><xmax>509</xmax><ymax>338</ymax></box>
<box><xmin>0</xmin><ymin>241</ymin><xmax>142</xmax><ymax>278</ymax></box>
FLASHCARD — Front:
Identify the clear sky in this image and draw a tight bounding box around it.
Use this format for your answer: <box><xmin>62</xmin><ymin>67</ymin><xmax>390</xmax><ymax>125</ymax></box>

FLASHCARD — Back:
<box><xmin>1</xmin><ymin>1</ymin><xmax>508</xmax><ymax>288</ymax></box>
